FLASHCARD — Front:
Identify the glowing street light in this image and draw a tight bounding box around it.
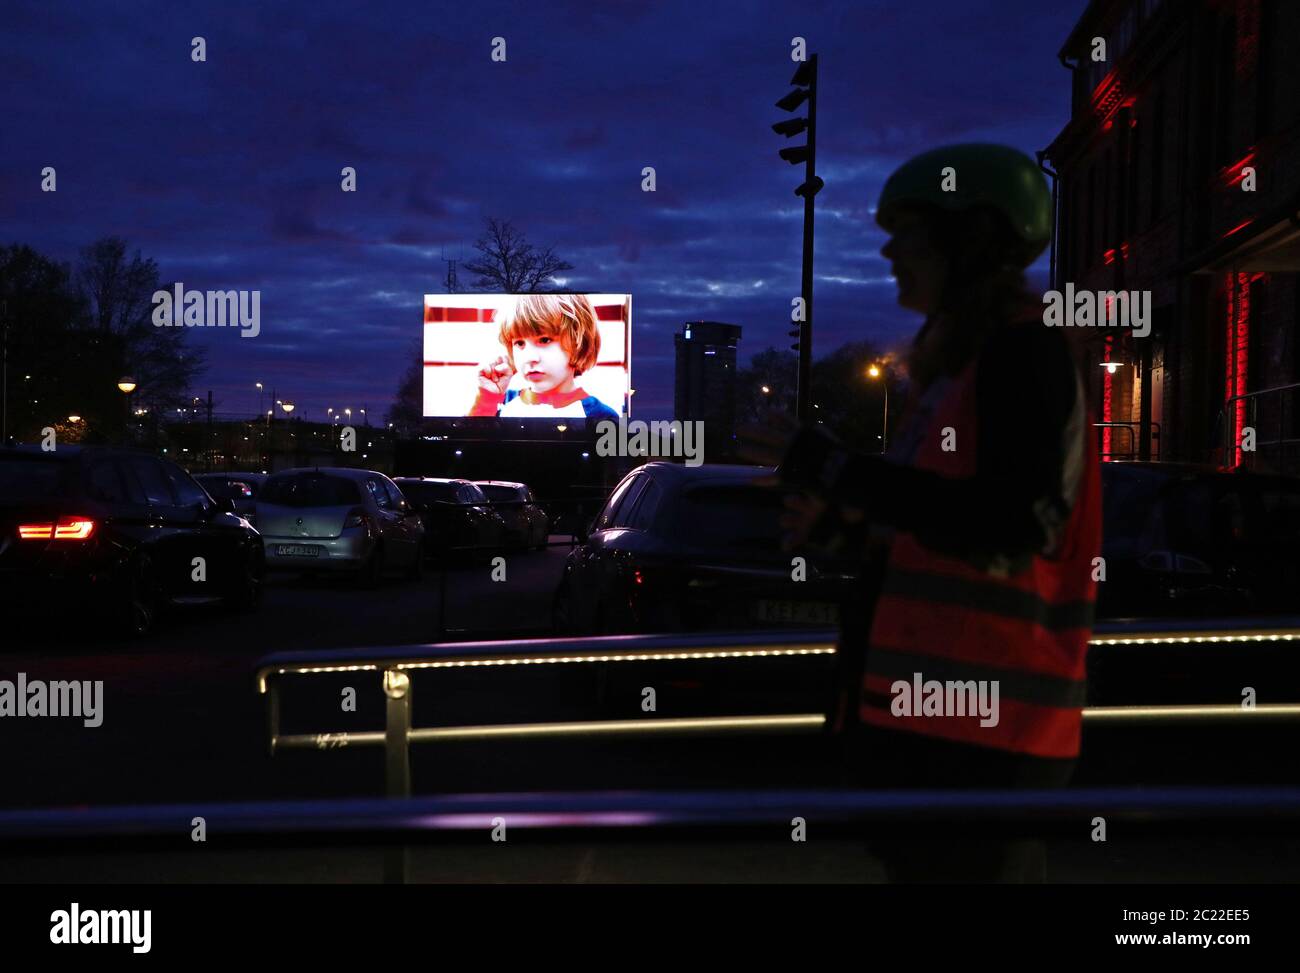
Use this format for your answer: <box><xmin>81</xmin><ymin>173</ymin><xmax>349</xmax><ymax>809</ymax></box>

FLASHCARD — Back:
<box><xmin>866</xmin><ymin>363</ymin><xmax>889</xmax><ymax>453</ymax></box>
<box><xmin>67</xmin><ymin>414</ymin><xmax>82</xmax><ymax>423</ymax></box>
<box><xmin>117</xmin><ymin>377</ymin><xmax>137</xmax><ymax>394</ymax></box>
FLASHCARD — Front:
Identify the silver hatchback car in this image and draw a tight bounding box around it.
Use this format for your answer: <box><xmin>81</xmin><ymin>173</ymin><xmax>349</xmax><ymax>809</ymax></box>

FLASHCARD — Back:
<box><xmin>257</xmin><ymin>468</ymin><xmax>425</xmax><ymax>585</ymax></box>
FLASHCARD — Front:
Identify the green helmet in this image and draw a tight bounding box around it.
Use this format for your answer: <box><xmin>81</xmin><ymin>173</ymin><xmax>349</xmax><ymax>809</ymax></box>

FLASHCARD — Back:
<box><xmin>875</xmin><ymin>143</ymin><xmax>1052</xmax><ymax>266</ymax></box>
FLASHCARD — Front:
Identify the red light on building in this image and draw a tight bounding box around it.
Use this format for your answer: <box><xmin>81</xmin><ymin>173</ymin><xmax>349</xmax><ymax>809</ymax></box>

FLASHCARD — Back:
<box><xmin>1223</xmin><ymin>219</ymin><xmax>1254</xmax><ymax>239</ymax></box>
<box><xmin>1223</xmin><ymin>150</ymin><xmax>1257</xmax><ymax>187</ymax></box>
<box><xmin>1101</xmin><ymin>335</ymin><xmax>1114</xmax><ymax>460</ymax></box>
<box><xmin>1103</xmin><ymin>248</ymin><xmax>1116</xmax><ymax>265</ymax></box>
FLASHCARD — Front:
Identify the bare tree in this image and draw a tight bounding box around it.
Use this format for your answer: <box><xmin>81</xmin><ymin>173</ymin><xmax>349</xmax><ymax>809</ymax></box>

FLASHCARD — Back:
<box><xmin>76</xmin><ymin>237</ymin><xmax>206</xmax><ymax>415</ymax></box>
<box><xmin>463</xmin><ymin>218</ymin><xmax>574</xmax><ymax>292</ymax></box>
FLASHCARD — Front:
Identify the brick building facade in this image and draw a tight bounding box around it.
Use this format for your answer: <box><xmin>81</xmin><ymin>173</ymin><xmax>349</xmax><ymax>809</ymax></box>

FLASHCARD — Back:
<box><xmin>1042</xmin><ymin>0</ymin><xmax>1300</xmax><ymax>469</ymax></box>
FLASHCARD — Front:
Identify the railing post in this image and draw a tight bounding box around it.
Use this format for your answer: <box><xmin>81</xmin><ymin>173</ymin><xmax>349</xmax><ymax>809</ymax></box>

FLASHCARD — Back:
<box><xmin>383</xmin><ymin>669</ymin><xmax>412</xmax><ymax>798</ymax></box>
<box><xmin>266</xmin><ymin>681</ymin><xmax>281</xmax><ymax>757</ymax></box>
<box><xmin>382</xmin><ymin>668</ymin><xmax>412</xmax><ymax>885</ymax></box>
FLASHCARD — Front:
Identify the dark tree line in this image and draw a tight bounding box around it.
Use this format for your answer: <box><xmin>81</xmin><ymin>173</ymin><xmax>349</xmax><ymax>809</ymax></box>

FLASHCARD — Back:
<box><xmin>736</xmin><ymin>340</ymin><xmax>896</xmax><ymax>453</ymax></box>
<box><xmin>0</xmin><ymin>238</ymin><xmax>205</xmax><ymax>444</ymax></box>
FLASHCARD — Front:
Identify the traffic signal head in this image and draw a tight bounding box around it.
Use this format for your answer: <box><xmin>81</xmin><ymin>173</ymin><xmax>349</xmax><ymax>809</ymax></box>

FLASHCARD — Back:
<box><xmin>789</xmin><ymin>61</ymin><xmax>813</xmax><ymax>87</ymax></box>
<box><xmin>779</xmin><ymin>145</ymin><xmax>810</xmax><ymax>165</ymax></box>
<box><xmin>775</xmin><ymin>88</ymin><xmax>809</xmax><ymax>112</ymax></box>
<box><xmin>771</xmin><ymin>117</ymin><xmax>808</xmax><ymax>138</ymax></box>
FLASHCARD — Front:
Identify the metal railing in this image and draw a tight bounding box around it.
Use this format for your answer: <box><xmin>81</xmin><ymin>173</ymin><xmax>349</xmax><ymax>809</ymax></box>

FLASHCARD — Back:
<box><xmin>1094</xmin><ymin>421</ymin><xmax>1161</xmax><ymax>461</ymax></box>
<box><xmin>255</xmin><ymin>619</ymin><xmax>1300</xmax><ymax>801</ymax></box>
<box><xmin>1213</xmin><ymin>382</ymin><xmax>1300</xmax><ymax>472</ymax></box>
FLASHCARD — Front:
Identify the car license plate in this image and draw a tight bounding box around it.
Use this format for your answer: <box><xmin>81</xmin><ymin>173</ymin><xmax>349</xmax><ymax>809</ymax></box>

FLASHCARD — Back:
<box><xmin>753</xmin><ymin>600</ymin><xmax>839</xmax><ymax>625</ymax></box>
<box><xmin>276</xmin><ymin>544</ymin><xmax>321</xmax><ymax>557</ymax></box>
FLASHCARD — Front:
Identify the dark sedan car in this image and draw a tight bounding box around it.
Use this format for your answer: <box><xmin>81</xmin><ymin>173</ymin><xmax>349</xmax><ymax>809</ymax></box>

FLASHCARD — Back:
<box><xmin>194</xmin><ymin>472</ymin><xmax>266</xmax><ymax>521</ymax></box>
<box><xmin>0</xmin><ymin>446</ymin><xmax>264</xmax><ymax>637</ymax></box>
<box><xmin>1099</xmin><ymin>461</ymin><xmax>1300</xmax><ymax>618</ymax></box>
<box><xmin>474</xmin><ymin>480</ymin><xmax>550</xmax><ymax>550</ymax></box>
<box><xmin>552</xmin><ymin>462</ymin><xmax>857</xmax><ymax>635</ymax></box>
<box><xmin>393</xmin><ymin>477</ymin><xmax>507</xmax><ymax>560</ymax></box>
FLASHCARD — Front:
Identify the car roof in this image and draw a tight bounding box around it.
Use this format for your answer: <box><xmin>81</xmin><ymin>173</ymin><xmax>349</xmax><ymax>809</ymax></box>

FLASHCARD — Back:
<box><xmin>269</xmin><ymin>467</ymin><xmax>388</xmax><ymax>480</ymax></box>
<box><xmin>395</xmin><ymin>476</ymin><xmax>471</xmax><ymax>486</ymax></box>
<box><xmin>632</xmin><ymin>461</ymin><xmax>774</xmax><ymax>484</ymax></box>
<box><xmin>474</xmin><ymin>480</ymin><xmax>527</xmax><ymax>489</ymax></box>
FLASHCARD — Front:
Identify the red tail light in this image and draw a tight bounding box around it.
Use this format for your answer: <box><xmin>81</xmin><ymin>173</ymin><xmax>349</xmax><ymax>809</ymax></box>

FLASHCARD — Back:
<box><xmin>20</xmin><ymin>517</ymin><xmax>96</xmax><ymax>541</ymax></box>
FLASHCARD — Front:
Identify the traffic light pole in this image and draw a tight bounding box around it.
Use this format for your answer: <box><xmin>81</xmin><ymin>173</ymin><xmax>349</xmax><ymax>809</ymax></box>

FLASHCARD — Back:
<box><xmin>796</xmin><ymin>55</ymin><xmax>817</xmax><ymax>421</ymax></box>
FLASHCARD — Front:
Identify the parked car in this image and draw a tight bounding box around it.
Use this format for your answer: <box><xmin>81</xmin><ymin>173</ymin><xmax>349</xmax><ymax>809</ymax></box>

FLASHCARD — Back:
<box><xmin>552</xmin><ymin>462</ymin><xmax>858</xmax><ymax>635</ymax></box>
<box><xmin>474</xmin><ymin>480</ymin><xmax>550</xmax><ymax>550</ymax></box>
<box><xmin>0</xmin><ymin>445</ymin><xmax>264</xmax><ymax>636</ymax></box>
<box><xmin>194</xmin><ymin>472</ymin><xmax>266</xmax><ymax>521</ymax></box>
<box><xmin>393</xmin><ymin>477</ymin><xmax>507</xmax><ymax>560</ymax></box>
<box><xmin>1098</xmin><ymin>461</ymin><xmax>1300</xmax><ymax>618</ymax></box>
<box><xmin>256</xmin><ymin>468</ymin><xmax>424</xmax><ymax>585</ymax></box>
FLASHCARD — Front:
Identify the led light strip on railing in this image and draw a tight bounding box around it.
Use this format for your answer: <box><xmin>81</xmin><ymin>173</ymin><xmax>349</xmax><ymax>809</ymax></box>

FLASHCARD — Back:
<box><xmin>1082</xmin><ymin>703</ymin><xmax>1300</xmax><ymax>723</ymax></box>
<box><xmin>1090</xmin><ymin>630</ymin><xmax>1300</xmax><ymax>646</ymax></box>
<box><xmin>257</xmin><ymin>644</ymin><xmax>837</xmax><ymax>691</ymax></box>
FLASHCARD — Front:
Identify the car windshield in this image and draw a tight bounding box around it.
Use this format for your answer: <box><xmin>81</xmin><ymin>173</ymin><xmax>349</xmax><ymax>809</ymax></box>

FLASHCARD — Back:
<box><xmin>479</xmin><ymin>485</ymin><xmax>520</xmax><ymax>502</ymax></box>
<box><xmin>260</xmin><ymin>474</ymin><xmax>361</xmax><ymax>507</ymax></box>
<box><xmin>400</xmin><ymin>481</ymin><xmax>460</xmax><ymax>503</ymax></box>
<box><xmin>666</xmin><ymin>484</ymin><xmax>783</xmax><ymax>550</ymax></box>
<box><xmin>0</xmin><ymin>455</ymin><xmax>75</xmax><ymax>500</ymax></box>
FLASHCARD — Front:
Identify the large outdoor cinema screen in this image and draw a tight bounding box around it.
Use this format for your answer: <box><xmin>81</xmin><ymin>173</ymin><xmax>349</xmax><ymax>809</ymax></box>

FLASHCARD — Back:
<box><xmin>422</xmin><ymin>293</ymin><xmax>631</xmax><ymax>420</ymax></box>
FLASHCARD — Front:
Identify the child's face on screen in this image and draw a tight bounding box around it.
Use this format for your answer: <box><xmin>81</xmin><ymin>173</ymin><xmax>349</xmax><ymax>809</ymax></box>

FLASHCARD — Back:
<box><xmin>511</xmin><ymin>334</ymin><xmax>577</xmax><ymax>394</ymax></box>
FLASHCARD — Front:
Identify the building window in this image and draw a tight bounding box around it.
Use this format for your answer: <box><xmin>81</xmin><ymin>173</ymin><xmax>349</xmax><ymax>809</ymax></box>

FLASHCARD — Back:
<box><xmin>1150</xmin><ymin>90</ymin><xmax>1165</xmax><ymax>221</ymax></box>
<box><xmin>1256</xmin><ymin>0</ymin><xmax>1275</xmax><ymax>139</ymax></box>
<box><xmin>1101</xmin><ymin>150</ymin><xmax>1112</xmax><ymax>253</ymax></box>
<box><xmin>1086</xmin><ymin>165</ymin><xmax>1096</xmax><ymax>268</ymax></box>
<box><xmin>1127</xmin><ymin>119</ymin><xmax>1141</xmax><ymax>237</ymax></box>
<box><xmin>1214</xmin><ymin>16</ymin><xmax>1237</xmax><ymax>169</ymax></box>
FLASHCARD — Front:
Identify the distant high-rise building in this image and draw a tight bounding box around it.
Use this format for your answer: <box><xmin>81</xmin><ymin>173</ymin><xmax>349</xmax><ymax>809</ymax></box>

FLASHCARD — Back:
<box><xmin>674</xmin><ymin>321</ymin><xmax>742</xmax><ymax>462</ymax></box>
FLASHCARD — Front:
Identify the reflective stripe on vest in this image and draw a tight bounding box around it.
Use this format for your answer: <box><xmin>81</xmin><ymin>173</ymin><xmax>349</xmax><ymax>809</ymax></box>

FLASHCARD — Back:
<box><xmin>859</xmin><ymin>350</ymin><xmax>1101</xmax><ymax>759</ymax></box>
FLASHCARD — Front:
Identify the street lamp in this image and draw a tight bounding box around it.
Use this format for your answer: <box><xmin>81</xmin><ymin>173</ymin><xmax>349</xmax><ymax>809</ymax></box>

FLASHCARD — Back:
<box><xmin>867</xmin><ymin>364</ymin><xmax>889</xmax><ymax>454</ymax></box>
<box><xmin>280</xmin><ymin>401</ymin><xmax>295</xmax><ymax>415</ymax></box>
<box><xmin>256</xmin><ymin>382</ymin><xmax>264</xmax><ymax>419</ymax></box>
<box><xmin>117</xmin><ymin>377</ymin><xmax>136</xmax><ymax>439</ymax></box>
<box><xmin>67</xmin><ymin>414</ymin><xmax>82</xmax><ymax>423</ymax></box>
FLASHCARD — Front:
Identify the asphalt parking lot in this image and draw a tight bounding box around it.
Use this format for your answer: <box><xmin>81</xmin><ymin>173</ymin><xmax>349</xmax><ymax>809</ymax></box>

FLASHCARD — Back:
<box><xmin>1</xmin><ymin>541</ymin><xmax>575</xmax><ymax>809</ymax></box>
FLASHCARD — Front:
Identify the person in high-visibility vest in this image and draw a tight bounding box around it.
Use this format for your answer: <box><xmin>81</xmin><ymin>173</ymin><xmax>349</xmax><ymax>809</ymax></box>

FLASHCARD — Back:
<box><xmin>744</xmin><ymin>143</ymin><xmax>1102</xmax><ymax>882</ymax></box>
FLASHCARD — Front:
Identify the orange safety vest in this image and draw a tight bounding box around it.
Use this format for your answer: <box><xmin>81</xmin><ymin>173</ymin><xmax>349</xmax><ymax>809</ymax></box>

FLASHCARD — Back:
<box><xmin>858</xmin><ymin>351</ymin><xmax>1102</xmax><ymax>759</ymax></box>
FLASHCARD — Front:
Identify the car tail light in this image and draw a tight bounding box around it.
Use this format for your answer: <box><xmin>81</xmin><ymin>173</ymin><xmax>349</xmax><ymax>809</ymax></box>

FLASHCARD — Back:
<box><xmin>344</xmin><ymin>508</ymin><xmax>369</xmax><ymax>529</ymax></box>
<box><xmin>19</xmin><ymin>517</ymin><xmax>96</xmax><ymax>541</ymax></box>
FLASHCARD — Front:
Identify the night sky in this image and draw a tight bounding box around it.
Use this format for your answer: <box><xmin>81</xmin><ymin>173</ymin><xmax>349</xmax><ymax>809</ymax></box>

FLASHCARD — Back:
<box><xmin>3</xmin><ymin>0</ymin><xmax>1081</xmax><ymax>420</ymax></box>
